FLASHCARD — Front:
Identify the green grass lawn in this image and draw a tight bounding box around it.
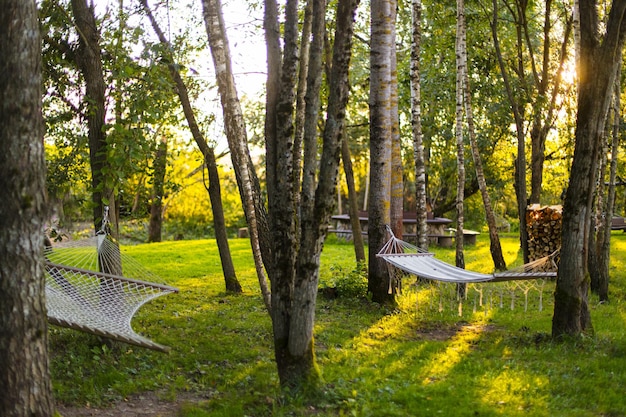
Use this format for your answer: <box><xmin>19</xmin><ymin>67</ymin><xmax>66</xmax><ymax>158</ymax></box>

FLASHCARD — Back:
<box><xmin>50</xmin><ymin>232</ymin><xmax>626</xmax><ymax>416</ymax></box>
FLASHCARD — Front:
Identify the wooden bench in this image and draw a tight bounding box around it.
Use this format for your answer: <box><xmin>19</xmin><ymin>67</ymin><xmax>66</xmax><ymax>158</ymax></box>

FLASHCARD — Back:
<box><xmin>327</xmin><ymin>228</ymin><xmax>365</xmax><ymax>241</ymax></box>
<box><xmin>444</xmin><ymin>228</ymin><xmax>480</xmax><ymax>245</ymax></box>
<box><xmin>429</xmin><ymin>234</ymin><xmax>454</xmax><ymax>247</ymax></box>
<box><xmin>611</xmin><ymin>217</ymin><xmax>626</xmax><ymax>231</ymax></box>
<box><xmin>328</xmin><ymin>227</ymin><xmax>482</xmax><ymax>249</ymax></box>
<box><xmin>462</xmin><ymin>230</ymin><xmax>480</xmax><ymax>245</ymax></box>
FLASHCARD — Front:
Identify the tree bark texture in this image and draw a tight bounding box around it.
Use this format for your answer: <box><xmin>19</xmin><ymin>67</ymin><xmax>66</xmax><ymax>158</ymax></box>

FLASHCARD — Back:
<box><xmin>148</xmin><ymin>137</ymin><xmax>167</xmax><ymax>243</ymax></box>
<box><xmin>206</xmin><ymin>152</ymin><xmax>242</xmax><ymax>293</ymax></box>
<box><xmin>287</xmin><ymin>0</ymin><xmax>327</xmax><ymax>386</ymax></box>
<box><xmin>491</xmin><ymin>0</ymin><xmax>529</xmax><ymax>263</ymax></box>
<box><xmin>592</xmin><ymin>72</ymin><xmax>621</xmax><ymax>302</ymax></box>
<box><xmin>587</xmin><ymin>115</ymin><xmax>608</xmax><ymax>299</ymax></box>
<box><xmin>368</xmin><ymin>0</ymin><xmax>396</xmax><ymax>304</ymax></box>
<box><xmin>389</xmin><ymin>0</ymin><xmax>403</xmax><ymax>239</ymax></box>
<box><xmin>454</xmin><ymin>0</ymin><xmax>467</xmax><ymax>298</ymax></box>
<box><xmin>459</xmin><ymin>0</ymin><xmax>506</xmax><ymax>271</ymax></box>
<box><xmin>411</xmin><ymin>0</ymin><xmax>429</xmax><ymax>250</ymax></box>
<box><xmin>71</xmin><ymin>0</ymin><xmax>118</xmax><ymax>236</ymax></box>
<box><xmin>552</xmin><ymin>0</ymin><xmax>626</xmax><ymax>338</ymax></box>
<box><xmin>262</xmin><ymin>0</ymin><xmax>359</xmax><ymax>388</ymax></box>
<box><xmin>71</xmin><ymin>0</ymin><xmax>124</xmax><ymax>277</ymax></box>
<box><xmin>341</xmin><ymin>137</ymin><xmax>366</xmax><ymax>262</ymax></box>
<box><xmin>529</xmin><ymin>0</ymin><xmax>573</xmax><ymax>205</ymax></box>
<box><xmin>454</xmin><ymin>0</ymin><xmax>466</xmax><ymax>267</ymax></box>
<box><xmin>142</xmin><ymin>0</ymin><xmax>245</xmax><ymax>296</ymax></box>
<box><xmin>292</xmin><ymin>1</ymin><xmax>313</xmax><ymax>209</ymax></box>
<box><xmin>0</xmin><ymin>1</ymin><xmax>55</xmax><ymax>414</ymax></box>
<box><xmin>301</xmin><ymin>0</ymin><xmax>326</xmax><ymax>233</ymax></box>
<box><xmin>264</xmin><ymin>0</ymin><xmax>301</xmax><ymax>387</ymax></box>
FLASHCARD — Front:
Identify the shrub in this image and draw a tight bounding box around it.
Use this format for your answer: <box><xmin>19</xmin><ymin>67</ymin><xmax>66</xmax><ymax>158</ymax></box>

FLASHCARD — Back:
<box><xmin>328</xmin><ymin>262</ymin><xmax>368</xmax><ymax>299</ymax></box>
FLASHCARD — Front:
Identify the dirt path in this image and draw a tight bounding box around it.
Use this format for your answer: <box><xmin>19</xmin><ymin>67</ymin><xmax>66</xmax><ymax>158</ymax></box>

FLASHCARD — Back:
<box><xmin>55</xmin><ymin>392</ymin><xmax>204</xmax><ymax>417</ymax></box>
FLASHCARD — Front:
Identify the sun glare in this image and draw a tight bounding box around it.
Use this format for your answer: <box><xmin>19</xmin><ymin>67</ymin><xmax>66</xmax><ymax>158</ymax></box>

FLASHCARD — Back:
<box><xmin>560</xmin><ymin>61</ymin><xmax>578</xmax><ymax>86</ymax></box>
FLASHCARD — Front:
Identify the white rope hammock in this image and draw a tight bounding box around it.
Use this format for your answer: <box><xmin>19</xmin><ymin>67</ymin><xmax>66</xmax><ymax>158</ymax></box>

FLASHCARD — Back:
<box><xmin>376</xmin><ymin>227</ymin><xmax>558</xmax><ymax>284</ymax></box>
<box><xmin>44</xmin><ymin>231</ymin><xmax>178</xmax><ymax>353</ymax></box>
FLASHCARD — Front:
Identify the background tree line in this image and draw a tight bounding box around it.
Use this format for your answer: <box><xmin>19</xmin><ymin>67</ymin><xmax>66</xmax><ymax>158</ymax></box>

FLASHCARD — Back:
<box><xmin>40</xmin><ymin>0</ymin><xmax>624</xmax><ymax>238</ymax></box>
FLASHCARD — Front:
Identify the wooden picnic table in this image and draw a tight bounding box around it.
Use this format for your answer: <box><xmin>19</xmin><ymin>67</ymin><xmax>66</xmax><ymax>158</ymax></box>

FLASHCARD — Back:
<box><xmin>329</xmin><ymin>212</ymin><xmax>481</xmax><ymax>247</ymax></box>
<box><xmin>331</xmin><ymin>211</ymin><xmax>453</xmax><ymax>236</ymax></box>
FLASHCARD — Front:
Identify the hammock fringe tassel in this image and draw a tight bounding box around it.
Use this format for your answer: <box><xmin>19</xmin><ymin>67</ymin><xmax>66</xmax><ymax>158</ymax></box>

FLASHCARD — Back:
<box><xmin>377</xmin><ymin>226</ymin><xmax>557</xmax><ymax>315</ymax></box>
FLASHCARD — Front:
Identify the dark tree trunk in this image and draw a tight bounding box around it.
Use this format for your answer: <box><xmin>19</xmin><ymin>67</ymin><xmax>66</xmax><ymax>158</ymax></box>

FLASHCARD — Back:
<box><xmin>0</xmin><ymin>2</ymin><xmax>55</xmax><ymax>414</ymax></box>
<box><xmin>71</xmin><ymin>0</ymin><xmax>122</xmax><ymax>280</ymax></box>
<box><xmin>591</xmin><ymin>65</ymin><xmax>621</xmax><ymax>302</ymax></box>
<box><xmin>141</xmin><ymin>0</ymin><xmax>243</xmax><ymax>294</ymax></box>
<box><xmin>323</xmin><ymin>29</ymin><xmax>365</xmax><ymax>262</ymax></box>
<box><xmin>552</xmin><ymin>0</ymin><xmax>626</xmax><ymax>338</ymax></box>
<box><xmin>529</xmin><ymin>0</ymin><xmax>573</xmax><ymax>205</ymax></box>
<box><xmin>459</xmin><ymin>0</ymin><xmax>506</xmax><ymax>271</ymax></box>
<box><xmin>71</xmin><ymin>0</ymin><xmax>117</xmax><ymax>236</ymax></box>
<box><xmin>283</xmin><ymin>0</ymin><xmax>327</xmax><ymax>387</ymax></box>
<box><xmin>206</xmin><ymin>151</ymin><xmax>242</xmax><ymax>293</ymax></box>
<box><xmin>341</xmin><ymin>137</ymin><xmax>366</xmax><ymax>262</ymax></box>
<box><xmin>148</xmin><ymin>137</ymin><xmax>167</xmax><ymax>243</ymax></box>
<box><xmin>261</xmin><ymin>0</ymin><xmax>359</xmax><ymax>389</ymax></box>
<box><xmin>292</xmin><ymin>0</ymin><xmax>312</xmax><ymax>209</ymax></box>
<box><xmin>588</xmin><ymin>116</ymin><xmax>609</xmax><ymax>297</ymax></box>
<box><xmin>491</xmin><ymin>0</ymin><xmax>529</xmax><ymax>263</ymax></box>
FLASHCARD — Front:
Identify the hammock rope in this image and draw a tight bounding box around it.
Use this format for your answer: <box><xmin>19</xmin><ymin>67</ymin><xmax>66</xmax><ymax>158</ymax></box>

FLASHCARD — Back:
<box><xmin>44</xmin><ymin>220</ymin><xmax>177</xmax><ymax>352</ymax></box>
<box><xmin>377</xmin><ymin>226</ymin><xmax>557</xmax><ymax>283</ymax></box>
<box><xmin>377</xmin><ymin>226</ymin><xmax>557</xmax><ymax>314</ymax></box>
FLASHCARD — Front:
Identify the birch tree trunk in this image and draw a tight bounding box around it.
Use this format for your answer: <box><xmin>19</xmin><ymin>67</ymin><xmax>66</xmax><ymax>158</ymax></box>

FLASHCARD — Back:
<box><xmin>553</xmin><ymin>0</ymin><xmax>626</xmax><ymax>338</ymax></box>
<box><xmin>264</xmin><ymin>0</ymin><xmax>301</xmax><ymax>387</ymax></box>
<box><xmin>454</xmin><ymin>0</ymin><xmax>467</xmax><ymax>298</ymax></box>
<box><xmin>0</xmin><ymin>1</ymin><xmax>55</xmax><ymax>413</ymax></box>
<box><xmin>293</xmin><ymin>0</ymin><xmax>312</xmax><ymax>208</ymax></box>
<box><xmin>411</xmin><ymin>0</ymin><xmax>429</xmax><ymax>250</ymax></box>
<box><xmin>368</xmin><ymin>0</ymin><xmax>396</xmax><ymax>304</ymax></box>
<box><xmin>389</xmin><ymin>0</ymin><xmax>403</xmax><ymax>239</ymax></box>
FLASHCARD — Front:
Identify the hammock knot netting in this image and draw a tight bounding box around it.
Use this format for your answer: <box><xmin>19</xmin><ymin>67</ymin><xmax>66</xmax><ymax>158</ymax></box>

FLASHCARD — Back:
<box><xmin>44</xmin><ymin>231</ymin><xmax>178</xmax><ymax>352</ymax></box>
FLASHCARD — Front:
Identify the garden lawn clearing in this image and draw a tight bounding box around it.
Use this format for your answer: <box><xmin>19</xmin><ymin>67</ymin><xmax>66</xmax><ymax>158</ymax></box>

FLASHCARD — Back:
<box><xmin>51</xmin><ymin>233</ymin><xmax>626</xmax><ymax>417</ymax></box>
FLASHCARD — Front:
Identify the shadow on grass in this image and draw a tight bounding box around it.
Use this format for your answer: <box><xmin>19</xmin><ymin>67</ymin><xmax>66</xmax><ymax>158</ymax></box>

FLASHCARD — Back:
<box><xmin>50</xmin><ymin>234</ymin><xmax>626</xmax><ymax>416</ymax></box>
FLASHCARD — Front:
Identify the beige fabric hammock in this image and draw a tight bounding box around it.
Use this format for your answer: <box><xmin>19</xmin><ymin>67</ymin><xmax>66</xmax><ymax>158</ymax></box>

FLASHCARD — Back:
<box><xmin>376</xmin><ymin>227</ymin><xmax>558</xmax><ymax>284</ymax></box>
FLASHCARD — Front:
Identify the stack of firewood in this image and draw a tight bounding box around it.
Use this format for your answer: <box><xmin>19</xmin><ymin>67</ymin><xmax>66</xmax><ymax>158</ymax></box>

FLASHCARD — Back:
<box><xmin>526</xmin><ymin>204</ymin><xmax>562</xmax><ymax>262</ymax></box>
